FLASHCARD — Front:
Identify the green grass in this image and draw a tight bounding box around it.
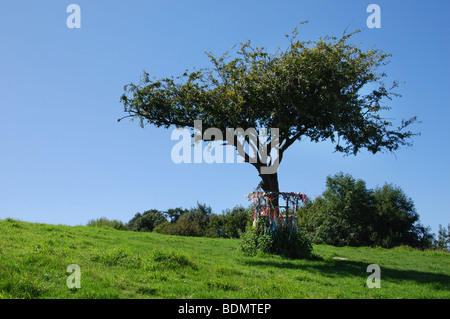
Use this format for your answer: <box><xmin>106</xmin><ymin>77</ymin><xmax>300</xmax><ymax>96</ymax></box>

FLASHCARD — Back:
<box><xmin>0</xmin><ymin>218</ymin><xmax>449</xmax><ymax>299</ymax></box>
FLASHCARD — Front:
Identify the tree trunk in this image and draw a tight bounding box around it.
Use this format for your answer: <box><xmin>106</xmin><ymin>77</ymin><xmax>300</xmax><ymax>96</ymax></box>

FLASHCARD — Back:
<box><xmin>259</xmin><ymin>172</ymin><xmax>280</xmax><ymax>215</ymax></box>
<box><xmin>260</xmin><ymin>172</ymin><xmax>279</xmax><ymax>193</ymax></box>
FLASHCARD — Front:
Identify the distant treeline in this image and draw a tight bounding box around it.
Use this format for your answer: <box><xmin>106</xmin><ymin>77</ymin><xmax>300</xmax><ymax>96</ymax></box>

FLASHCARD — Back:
<box><xmin>87</xmin><ymin>203</ymin><xmax>251</xmax><ymax>239</ymax></box>
<box><xmin>87</xmin><ymin>173</ymin><xmax>450</xmax><ymax>251</ymax></box>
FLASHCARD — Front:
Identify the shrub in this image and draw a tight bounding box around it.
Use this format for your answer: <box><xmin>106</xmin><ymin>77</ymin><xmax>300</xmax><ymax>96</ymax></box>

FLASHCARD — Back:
<box><xmin>154</xmin><ymin>203</ymin><xmax>211</xmax><ymax>237</ymax></box>
<box><xmin>298</xmin><ymin>172</ymin><xmax>434</xmax><ymax>249</ymax></box>
<box><xmin>87</xmin><ymin>217</ymin><xmax>128</xmax><ymax>231</ymax></box>
<box><xmin>298</xmin><ymin>172</ymin><xmax>376</xmax><ymax>246</ymax></box>
<box><xmin>204</xmin><ymin>214</ymin><xmax>226</xmax><ymax>238</ymax></box>
<box><xmin>238</xmin><ymin>222</ymin><xmax>314</xmax><ymax>259</ymax></box>
<box><xmin>205</xmin><ymin>205</ymin><xmax>251</xmax><ymax>238</ymax></box>
<box><xmin>128</xmin><ymin>203</ymin><xmax>251</xmax><ymax>239</ymax></box>
<box><xmin>127</xmin><ymin>209</ymin><xmax>167</xmax><ymax>232</ymax></box>
<box><xmin>271</xmin><ymin>227</ymin><xmax>314</xmax><ymax>259</ymax></box>
<box><xmin>179</xmin><ymin>203</ymin><xmax>212</xmax><ymax>230</ymax></box>
<box><xmin>153</xmin><ymin>221</ymin><xmax>172</xmax><ymax>234</ymax></box>
<box><xmin>153</xmin><ymin>218</ymin><xmax>204</xmax><ymax>237</ymax></box>
<box><xmin>220</xmin><ymin>206</ymin><xmax>251</xmax><ymax>238</ymax></box>
<box><xmin>238</xmin><ymin>223</ymin><xmax>273</xmax><ymax>256</ymax></box>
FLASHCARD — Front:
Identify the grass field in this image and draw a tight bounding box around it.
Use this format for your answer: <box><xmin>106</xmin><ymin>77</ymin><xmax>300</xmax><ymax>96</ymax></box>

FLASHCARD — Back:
<box><xmin>0</xmin><ymin>218</ymin><xmax>448</xmax><ymax>299</ymax></box>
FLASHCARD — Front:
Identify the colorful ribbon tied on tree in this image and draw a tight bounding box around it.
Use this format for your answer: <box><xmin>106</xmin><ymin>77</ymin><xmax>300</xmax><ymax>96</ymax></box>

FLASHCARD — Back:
<box><xmin>245</xmin><ymin>191</ymin><xmax>308</xmax><ymax>236</ymax></box>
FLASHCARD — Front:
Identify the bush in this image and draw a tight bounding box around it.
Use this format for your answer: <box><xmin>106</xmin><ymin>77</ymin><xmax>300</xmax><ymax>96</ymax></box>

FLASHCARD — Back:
<box><xmin>179</xmin><ymin>203</ymin><xmax>212</xmax><ymax>231</ymax></box>
<box><xmin>238</xmin><ymin>223</ymin><xmax>273</xmax><ymax>256</ymax></box>
<box><xmin>372</xmin><ymin>183</ymin><xmax>431</xmax><ymax>248</ymax></box>
<box><xmin>87</xmin><ymin>217</ymin><xmax>128</xmax><ymax>231</ymax></box>
<box><xmin>153</xmin><ymin>221</ymin><xmax>171</xmax><ymax>234</ymax></box>
<box><xmin>125</xmin><ymin>203</ymin><xmax>253</xmax><ymax>239</ymax></box>
<box><xmin>298</xmin><ymin>172</ymin><xmax>434</xmax><ymax>248</ymax></box>
<box><xmin>204</xmin><ymin>214</ymin><xmax>227</xmax><ymax>238</ymax></box>
<box><xmin>298</xmin><ymin>173</ymin><xmax>375</xmax><ymax>246</ymax></box>
<box><xmin>205</xmin><ymin>206</ymin><xmax>251</xmax><ymax>238</ymax></box>
<box><xmin>238</xmin><ymin>222</ymin><xmax>314</xmax><ymax>259</ymax></box>
<box><xmin>220</xmin><ymin>206</ymin><xmax>251</xmax><ymax>238</ymax></box>
<box><xmin>154</xmin><ymin>203</ymin><xmax>211</xmax><ymax>237</ymax></box>
<box><xmin>154</xmin><ymin>218</ymin><xmax>204</xmax><ymax>237</ymax></box>
<box><xmin>127</xmin><ymin>209</ymin><xmax>167</xmax><ymax>232</ymax></box>
<box><xmin>271</xmin><ymin>227</ymin><xmax>314</xmax><ymax>259</ymax></box>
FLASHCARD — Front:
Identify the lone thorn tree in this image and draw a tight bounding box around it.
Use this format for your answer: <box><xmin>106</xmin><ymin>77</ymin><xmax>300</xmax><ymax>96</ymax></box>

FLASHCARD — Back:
<box><xmin>119</xmin><ymin>22</ymin><xmax>419</xmax><ymax>197</ymax></box>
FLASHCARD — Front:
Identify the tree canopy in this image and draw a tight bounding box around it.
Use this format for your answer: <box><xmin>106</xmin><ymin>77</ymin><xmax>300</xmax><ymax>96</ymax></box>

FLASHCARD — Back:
<box><xmin>298</xmin><ymin>172</ymin><xmax>433</xmax><ymax>248</ymax></box>
<box><xmin>119</xmin><ymin>23</ymin><xmax>419</xmax><ymax>193</ymax></box>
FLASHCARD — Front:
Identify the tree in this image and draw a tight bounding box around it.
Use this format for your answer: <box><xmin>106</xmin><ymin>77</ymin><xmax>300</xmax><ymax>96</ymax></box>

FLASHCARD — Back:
<box><xmin>205</xmin><ymin>205</ymin><xmax>251</xmax><ymax>238</ymax></box>
<box><xmin>163</xmin><ymin>207</ymin><xmax>188</xmax><ymax>224</ymax></box>
<box><xmin>434</xmin><ymin>224</ymin><xmax>450</xmax><ymax>251</ymax></box>
<box><xmin>154</xmin><ymin>203</ymin><xmax>212</xmax><ymax>237</ymax></box>
<box><xmin>179</xmin><ymin>202</ymin><xmax>213</xmax><ymax>230</ymax></box>
<box><xmin>298</xmin><ymin>173</ymin><xmax>433</xmax><ymax>248</ymax></box>
<box><xmin>372</xmin><ymin>183</ymin><xmax>420</xmax><ymax>247</ymax></box>
<box><xmin>299</xmin><ymin>172</ymin><xmax>376</xmax><ymax>246</ymax></box>
<box><xmin>119</xmin><ymin>22</ymin><xmax>419</xmax><ymax>198</ymax></box>
<box><xmin>220</xmin><ymin>205</ymin><xmax>251</xmax><ymax>238</ymax></box>
<box><xmin>128</xmin><ymin>209</ymin><xmax>167</xmax><ymax>232</ymax></box>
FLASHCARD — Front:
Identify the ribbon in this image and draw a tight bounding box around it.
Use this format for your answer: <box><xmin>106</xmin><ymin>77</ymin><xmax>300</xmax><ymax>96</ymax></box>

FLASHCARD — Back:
<box><xmin>246</xmin><ymin>191</ymin><xmax>306</xmax><ymax>236</ymax></box>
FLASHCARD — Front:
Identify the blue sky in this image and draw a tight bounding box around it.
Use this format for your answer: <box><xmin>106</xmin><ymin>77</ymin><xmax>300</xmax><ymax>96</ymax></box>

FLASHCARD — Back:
<box><xmin>0</xmin><ymin>0</ymin><xmax>448</xmax><ymax>235</ymax></box>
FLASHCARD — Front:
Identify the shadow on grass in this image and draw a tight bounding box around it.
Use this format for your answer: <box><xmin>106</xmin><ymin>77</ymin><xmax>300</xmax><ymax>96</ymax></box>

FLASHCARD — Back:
<box><xmin>241</xmin><ymin>258</ymin><xmax>450</xmax><ymax>291</ymax></box>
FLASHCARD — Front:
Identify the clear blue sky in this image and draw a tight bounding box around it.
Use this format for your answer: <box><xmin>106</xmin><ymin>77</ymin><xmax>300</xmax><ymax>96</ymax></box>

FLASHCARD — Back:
<box><xmin>1</xmin><ymin>0</ymin><xmax>449</xmax><ymax>235</ymax></box>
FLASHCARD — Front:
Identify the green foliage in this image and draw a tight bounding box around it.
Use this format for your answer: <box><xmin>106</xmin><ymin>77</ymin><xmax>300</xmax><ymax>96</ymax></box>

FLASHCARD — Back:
<box><xmin>4</xmin><ymin>217</ymin><xmax>24</xmax><ymax>228</ymax></box>
<box><xmin>205</xmin><ymin>205</ymin><xmax>251</xmax><ymax>238</ymax></box>
<box><xmin>434</xmin><ymin>224</ymin><xmax>450</xmax><ymax>251</ymax></box>
<box><xmin>299</xmin><ymin>172</ymin><xmax>376</xmax><ymax>246</ymax></box>
<box><xmin>87</xmin><ymin>205</ymin><xmax>249</xmax><ymax>239</ymax></box>
<box><xmin>163</xmin><ymin>207</ymin><xmax>188</xmax><ymax>223</ymax></box>
<box><xmin>239</xmin><ymin>221</ymin><xmax>314</xmax><ymax>259</ymax></box>
<box><xmin>205</xmin><ymin>214</ymin><xmax>226</xmax><ymax>238</ymax></box>
<box><xmin>153</xmin><ymin>203</ymin><xmax>210</xmax><ymax>237</ymax></box>
<box><xmin>179</xmin><ymin>203</ymin><xmax>212</xmax><ymax>230</ymax></box>
<box><xmin>271</xmin><ymin>227</ymin><xmax>314</xmax><ymax>259</ymax></box>
<box><xmin>222</xmin><ymin>206</ymin><xmax>252</xmax><ymax>238</ymax></box>
<box><xmin>372</xmin><ymin>183</ymin><xmax>432</xmax><ymax>248</ymax></box>
<box><xmin>298</xmin><ymin>172</ymin><xmax>433</xmax><ymax>248</ymax></box>
<box><xmin>87</xmin><ymin>217</ymin><xmax>128</xmax><ymax>231</ymax></box>
<box><xmin>238</xmin><ymin>223</ymin><xmax>274</xmax><ymax>256</ymax></box>
<box><xmin>127</xmin><ymin>209</ymin><xmax>167</xmax><ymax>232</ymax></box>
<box><xmin>154</xmin><ymin>204</ymin><xmax>251</xmax><ymax>238</ymax></box>
<box><xmin>120</xmin><ymin>23</ymin><xmax>419</xmax><ymax>191</ymax></box>
<box><xmin>153</xmin><ymin>218</ymin><xmax>204</xmax><ymax>237</ymax></box>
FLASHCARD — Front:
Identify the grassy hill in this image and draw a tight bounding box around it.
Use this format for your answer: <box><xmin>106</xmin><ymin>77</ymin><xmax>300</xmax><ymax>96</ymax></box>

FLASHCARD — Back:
<box><xmin>0</xmin><ymin>218</ymin><xmax>449</xmax><ymax>299</ymax></box>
